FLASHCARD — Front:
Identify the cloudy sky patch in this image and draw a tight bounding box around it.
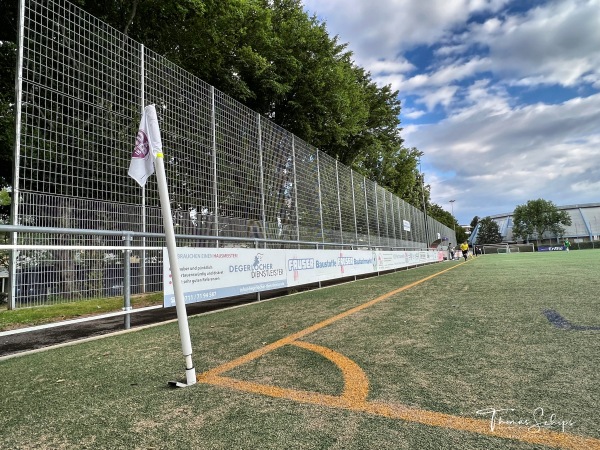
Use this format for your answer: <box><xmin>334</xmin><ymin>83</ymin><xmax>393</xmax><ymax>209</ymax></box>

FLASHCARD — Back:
<box><xmin>303</xmin><ymin>0</ymin><xmax>600</xmax><ymax>223</ymax></box>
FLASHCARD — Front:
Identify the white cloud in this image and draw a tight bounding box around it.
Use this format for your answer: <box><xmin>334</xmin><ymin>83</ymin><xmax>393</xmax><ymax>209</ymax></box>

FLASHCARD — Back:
<box><xmin>302</xmin><ymin>0</ymin><xmax>600</xmax><ymax>222</ymax></box>
<box><xmin>403</xmin><ymin>108</ymin><xmax>427</xmax><ymax>120</ymax></box>
<box><xmin>302</xmin><ymin>0</ymin><xmax>511</xmax><ymax>65</ymax></box>
<box><xmin>469</xmin><ymin>0</ymin><xmax>600</xmax><ymax>87</ymax></box>
<box><xmin>407</xmin><ymin>92</ymin><xmax>600</xmax><ymax>220</ymax></box>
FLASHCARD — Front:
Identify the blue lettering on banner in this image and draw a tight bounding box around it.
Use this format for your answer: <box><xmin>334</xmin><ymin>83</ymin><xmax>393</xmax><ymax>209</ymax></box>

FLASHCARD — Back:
<box><xmin>227</xmin><ymin>253</ymin><xmax>284</xmax><ymax>278</ymax></box>
<box><xmin>229</xmin><ymin>263</ymin><xmax>274</xmax><ymax>272</ymax></box>
<box><xmin>337</xmin><ymin>257</ymin><xmax>354</xmax><ymax>266</ymax></box>
<box><xmin>353</xmin><ymin>258</ymin><xmax>373</xmax><ymax>265</ymax></box>
<box><xmin>287</xmin><ymin>258</ymin><xmax>315</xmax><ymax>271</ymax></box>
<box><xmin>316</xmin><ymin>259</ymin><xmax>337</xmax><ymax>268</ymax></box>
<box><xmin>538</xmin><ymin>246</ymin><xmax>565</xmax><ymax>252</ymax></box>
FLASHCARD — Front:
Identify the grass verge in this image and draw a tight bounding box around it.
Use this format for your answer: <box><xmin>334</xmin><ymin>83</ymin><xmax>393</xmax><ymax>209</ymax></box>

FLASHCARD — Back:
<box><xmin>0</xmin><ymin>293</ymin><xmax>162</xmax><ymax>330</ymax></box>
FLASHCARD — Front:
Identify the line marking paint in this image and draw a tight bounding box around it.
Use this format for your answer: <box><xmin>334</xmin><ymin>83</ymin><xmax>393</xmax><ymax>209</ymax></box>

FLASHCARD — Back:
<box><xmin>197</xmin><ymin>263</ymin><xmax>600</xmax><ymax>450</ymax></box>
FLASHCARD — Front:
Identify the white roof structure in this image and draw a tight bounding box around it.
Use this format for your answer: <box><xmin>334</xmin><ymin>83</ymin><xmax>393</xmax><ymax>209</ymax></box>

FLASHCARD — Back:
<box><xmin>470</xmin><ymin>203</ymin><xmax>600</xmax><ymax>243</ymax></box>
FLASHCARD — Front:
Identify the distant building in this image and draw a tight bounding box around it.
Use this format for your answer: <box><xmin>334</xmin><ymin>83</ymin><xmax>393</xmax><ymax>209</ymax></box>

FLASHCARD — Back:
<box><xmin>469</xmin><ymin>203</ymin><xmax>600</xmax><ymax>244</ymax></box>
<box><xmin>460</xmin><ymin>225</ymin><xmax>472</xmax><ymax>235</ymax></box>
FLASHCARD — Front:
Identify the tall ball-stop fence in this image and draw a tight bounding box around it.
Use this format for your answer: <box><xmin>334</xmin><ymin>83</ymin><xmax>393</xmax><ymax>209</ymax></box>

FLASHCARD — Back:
<box><xmin>7</xmin><ymin>0</ymin><xmax>455</xmax><ymax>309</ymax></box>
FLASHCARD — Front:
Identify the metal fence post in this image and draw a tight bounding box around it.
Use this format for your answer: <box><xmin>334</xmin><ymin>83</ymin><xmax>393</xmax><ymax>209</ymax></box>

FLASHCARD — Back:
<box><xmin>140</xmin><ymin>43</ymin><xmax>147</xmax><ymax>294</ymax></box>
<box><xmin>211</xmin><ymin>86</ymin><xmax>219</xmax><ymax>247</ymax></box>
<box><xmin>8</xmin><ymin>0</ymin><xmax>26</xmax><ymax>310</ymax></box>
<box><xmin>382</xmin><ymin>189</ymin><xmax>389</xmax><ymax>248</ymax></box>
<box><xmin>316</xmin><ymin>150</ymin><xmax>324</xmax><ymax>244</ymax></box>
<box><xmin>257</xmin><ymin>113</ymin><xmax>267</xmax><ymax>247</ymax></box>
<box><xmin>363</xmin><ymin>177</ymin><xmax>371</xmax><ymax>247</ymax></box>
<box><xmin>335</xmin><ymin>160</ymin><xmax>343</xmax><ymax>245</ymax></box>
<box><xmin>123</xmin><ymin>233</ymin><xmax>132</xmax><ymax>330</ymax></box>
<box><xmin>374</xmin><ymin>186</ymin><xmax>381</xmax><ymax>248</ymax></box>
<box><xmin>390</xmin><ymin>192</ymin><xmax>396</xmax><ymax>248</ymax></box>
<box><xmin>291</xmin><ymin>136</ymin><xmax>301</xmax><ymax>246</ymax></box>
<box><xmin>350</xmin><ymin>171</ymin><xmax>358</xmax><ymax>245</ymax></box>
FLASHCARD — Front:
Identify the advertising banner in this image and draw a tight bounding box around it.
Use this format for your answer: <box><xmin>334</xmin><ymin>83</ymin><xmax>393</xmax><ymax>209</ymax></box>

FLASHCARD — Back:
<box><xmin>537</xmin><ymin>246</ymin><xmax>566</xmax><ymax>252</ymax></box>
<box><xmin>286</xmin><ymin>249</ymin><xmax>376</xmax><ymax>287</ymax></box>
<box><xmin>163</xmin><ymin>248</ymin><xmax>287</xmax><ymax>307</ymax></box>
<box><xmin>164</xmin><ymin>248</ymin><xmax>443</xmax><ymax>307</ymax></box>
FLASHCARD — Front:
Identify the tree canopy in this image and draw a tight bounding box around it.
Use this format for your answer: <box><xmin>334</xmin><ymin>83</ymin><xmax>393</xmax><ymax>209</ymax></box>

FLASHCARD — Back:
<box><xmin>0</xmin><ymin>0</ymin><xmax>427</xmax><ymax>206</ymax></box>
<box><xmin>426</xmin><ymin>203</ymin><xmax>466</xmax><ymax>243</ymax></box>
<box><xmin>474</xmin><ymin>216</ymin><xmax>502</xmax><ymax>245</ymax></box>
<box><xmin>512</xmin><ymin>199</ymin><xmax>572</xmax><ymax>243</ymax></box>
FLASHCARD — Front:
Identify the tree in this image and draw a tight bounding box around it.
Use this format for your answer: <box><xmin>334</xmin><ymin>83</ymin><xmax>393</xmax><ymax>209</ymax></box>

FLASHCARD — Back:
<box><xmin>426</xmin><ymin>203</ymin><xmax>467</xmax><ymax>243</ymax></box>
<box><xmin>470</xmin><ymin>216</ymin><xmax>479</xmax><ymax>229</ymax></box>
<box><xmin>1</xmin><ymin>0</ymin><xmax>426</xmax><ymax>207</ymax></box>
<box><xmin>455</xmin><ymin>226</ymin><xmax>468</xmax><ymax>244</ymax></box>
<box><xmin>474</xmin><ymin>216</ymin><xmax>502</xmax><ymax>245</ymax></box>
<box><xmin>512</xmin><ymin>199</ymin><xmax>572</xmax><ymax>243</ymax></box>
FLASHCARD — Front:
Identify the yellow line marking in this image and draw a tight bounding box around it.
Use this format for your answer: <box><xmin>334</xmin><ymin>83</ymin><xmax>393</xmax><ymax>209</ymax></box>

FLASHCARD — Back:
<box><xmin>200</xmin><ymin>263</ymin><xmax>462</xmax><ymax>378</ymax></box>
<box><xmin>197</xmin><ymin>263</ymin><xmax>600</xmax><ymax>450</ymax></box>
<box><xmin>291</xmin><ymin>340</ymin><xmax>369</xmax><ymax>404</ymax></box>
<box><xmin>200</xmin><ymin>374</ymin><xmax>600</xmax><ymax>450</ymax></box>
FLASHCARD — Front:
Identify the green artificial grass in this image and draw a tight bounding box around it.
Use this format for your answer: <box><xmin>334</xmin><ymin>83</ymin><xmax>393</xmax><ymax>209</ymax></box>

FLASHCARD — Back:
<box><xmin>0</xmin><ymin>252</ymin><xmax>598</xmax><ymax>449</ymax></box>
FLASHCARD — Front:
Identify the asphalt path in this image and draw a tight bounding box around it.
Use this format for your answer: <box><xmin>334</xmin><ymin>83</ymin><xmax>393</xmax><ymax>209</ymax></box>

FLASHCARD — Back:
<box><xmin>0</xmin><ymin>294</ymin><xmax>264</xmax><ymax>358</ymax></box>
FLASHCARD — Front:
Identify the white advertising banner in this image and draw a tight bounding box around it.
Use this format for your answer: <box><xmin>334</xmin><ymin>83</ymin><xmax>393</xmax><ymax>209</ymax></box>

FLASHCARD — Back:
<box><xmin>286</xmin><ymin>249</ymin><xmax>376</xmax><ymax>286</ymax></box>
<box><xmin>163</xmin><ymin>248</ymin><xmax>287</xmax><ymax>307</ymax></box>
<box><xmin>164</xmin><ymin>248</ymin><xmax>445</xmax><ymax>307</ymax></box>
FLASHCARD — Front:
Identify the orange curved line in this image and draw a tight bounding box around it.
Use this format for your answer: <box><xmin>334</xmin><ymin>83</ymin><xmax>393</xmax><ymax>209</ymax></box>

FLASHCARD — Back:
<box><xmin>198</xmin><ymin>263</ymin><xmax>462</xmax><ymax>380</ymax></box>
<box><xmin>290</xmin><ymin>340</ymin><xmax>369</xmax><ymax>404</ymax></box>
<box><xmin>198</xmin><ymin>374</ymin><xmax>600</xmax><ymax>450</ymax></box>
<box><xmin>196</xmin><ymin>264</ymin><xmax>600</xmax><ymax>449</ymax></box>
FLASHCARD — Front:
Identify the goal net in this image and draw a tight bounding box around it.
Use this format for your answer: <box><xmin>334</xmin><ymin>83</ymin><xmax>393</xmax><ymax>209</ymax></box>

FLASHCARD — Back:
<box><xmin>481</xmin><ymin>243</ymin><xmax>510</xmax><ymax>254</ymax></box>
<box><xmin>481</xmin><ymin>243</ymin><xmax>536</xmax><ymax>254</ymax></box>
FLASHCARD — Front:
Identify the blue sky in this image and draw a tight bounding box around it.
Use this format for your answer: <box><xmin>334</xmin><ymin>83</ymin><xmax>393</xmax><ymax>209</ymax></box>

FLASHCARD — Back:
<box><xmin>301</xmin><ymin>0</ymin><xmax>600</xmax><ymax>224</ymax></box>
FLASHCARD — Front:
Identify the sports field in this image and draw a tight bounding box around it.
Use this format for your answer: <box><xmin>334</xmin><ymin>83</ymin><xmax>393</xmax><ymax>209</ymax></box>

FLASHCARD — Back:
<box><xmin>1</xmin><ymin>251</ymin><xmax>598</xmax><ymax>449</ymax></box>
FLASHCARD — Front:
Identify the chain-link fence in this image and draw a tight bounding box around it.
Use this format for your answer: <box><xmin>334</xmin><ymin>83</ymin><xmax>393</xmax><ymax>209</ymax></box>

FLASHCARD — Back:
<box><xmin>8</xmin><ymin>0</ymin><xmax>456</xmax><ymax>308</ymax></box>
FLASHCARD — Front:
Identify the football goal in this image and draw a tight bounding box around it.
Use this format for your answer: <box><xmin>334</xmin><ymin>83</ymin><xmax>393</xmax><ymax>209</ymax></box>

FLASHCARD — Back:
<box><xmin>481</xmin><ymin>243</ymin><xmax>536</xmax><ymax>254</ymax></box>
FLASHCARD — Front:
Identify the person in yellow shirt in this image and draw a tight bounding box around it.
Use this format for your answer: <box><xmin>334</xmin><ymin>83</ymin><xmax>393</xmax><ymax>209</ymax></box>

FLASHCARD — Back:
<box><xmin>460</xmin><ymin>242</ymin><xmax>469</xmax><ymax>261</ymax></box>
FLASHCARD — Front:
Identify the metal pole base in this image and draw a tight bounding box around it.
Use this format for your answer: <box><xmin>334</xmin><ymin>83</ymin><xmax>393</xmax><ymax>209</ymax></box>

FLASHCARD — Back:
<box><xmin>168</xmin><ymin>367</ymin><xmax>197</xmax><ymax>388</ymax></box>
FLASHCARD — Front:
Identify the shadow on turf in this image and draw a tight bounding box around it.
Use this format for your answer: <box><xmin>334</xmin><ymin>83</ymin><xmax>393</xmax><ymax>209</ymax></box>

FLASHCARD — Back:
<box><xmin>543</xmin><ymin>309</ymin><xmax>600</xmax><ymax>331</ymax></box>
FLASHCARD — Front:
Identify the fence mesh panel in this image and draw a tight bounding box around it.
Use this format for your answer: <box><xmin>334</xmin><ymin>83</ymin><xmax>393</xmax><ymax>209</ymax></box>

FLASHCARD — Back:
<box><xmin>11</xmin><ymin>0</ymin><xmax>455</xmax><ymax>306</ymax></box>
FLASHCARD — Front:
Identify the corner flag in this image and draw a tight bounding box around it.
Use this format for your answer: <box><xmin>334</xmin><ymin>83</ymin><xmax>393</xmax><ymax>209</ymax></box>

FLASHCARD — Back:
<box><xmin>128</xmin><ymin>105</ymin><xmax>161</xmax><ymax>187</ymax></box>
<box><xmin>130</xmin><ymin>105</ymin><xmax>197</xmax><ymax>387</ymax></box>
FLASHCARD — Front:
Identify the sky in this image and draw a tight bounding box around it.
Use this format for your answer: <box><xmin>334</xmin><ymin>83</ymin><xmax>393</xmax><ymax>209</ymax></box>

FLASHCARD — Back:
<box><xmin>301</xmin><ymin>0</ymin><xmax>600</xmax><ymax>225</ymax></box>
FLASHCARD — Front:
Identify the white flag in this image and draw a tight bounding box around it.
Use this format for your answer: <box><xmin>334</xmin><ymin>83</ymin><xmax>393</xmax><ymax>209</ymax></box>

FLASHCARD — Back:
<box><xmin>128</xmin><ymin>105</ymin><xmax>163</xmax><ymax>187</ymax></box>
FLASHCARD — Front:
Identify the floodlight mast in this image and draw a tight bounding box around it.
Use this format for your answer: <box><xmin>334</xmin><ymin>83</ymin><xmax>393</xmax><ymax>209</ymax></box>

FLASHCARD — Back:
<box><xmin>449</xmin><ymin>200</ymin><xmax>456</xmax><ymax>235</ymax></box>
<box><xmin>418</xmin><ymin>158</ymin><xmax>430</xmax><ymax>246</ymax></box>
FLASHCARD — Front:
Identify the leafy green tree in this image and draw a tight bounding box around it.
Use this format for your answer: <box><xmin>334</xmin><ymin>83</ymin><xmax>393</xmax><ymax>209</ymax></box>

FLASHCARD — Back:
<box><xmin>474</xmin><ymin>216</ymin><xmax>502</xmax><ymax>244</ymax></box>
<box><xmin>455</xmin><ymin>226</ymin><xmax>468</xmax><ymax>244</ymax></box>
<box><xmin>512</xmin><ymin>199</ymin><xmax>572</xmax><ymax>243</ymax></box>
<box><xmin>470</xmin><ymin>216</ymin><xmax>479</xmax><ymax>229</ymax></box>
<box><xmin>1</xmin><ymin>0</ymin><xmax>425</xmax><ymax>206</ymax></box>
<box><xmin>0</xmin><ymin>0</ymin><xmax>15</xmax><ymax>189</ymax></box>
<box><xmin>426</xmin><ymin>203</ymin><xmax>466</xmax><ymax>243</ymax></box>
<box><xmin>0</xmin><ymin>39</ymin><xmax>16</xmax><ymax>188</ymax></box>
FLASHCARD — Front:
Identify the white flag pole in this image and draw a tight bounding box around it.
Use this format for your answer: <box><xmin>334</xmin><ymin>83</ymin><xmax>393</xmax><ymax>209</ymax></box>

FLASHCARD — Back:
<box><xmin>135</xmin><ymin>105</ymin><xmax>196</xmax><ymax>386</ymax></box>
<box><xmin>155</xmin><ymin>153</ymin><xmax>197</xmax><ymax>386</ymax></box>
